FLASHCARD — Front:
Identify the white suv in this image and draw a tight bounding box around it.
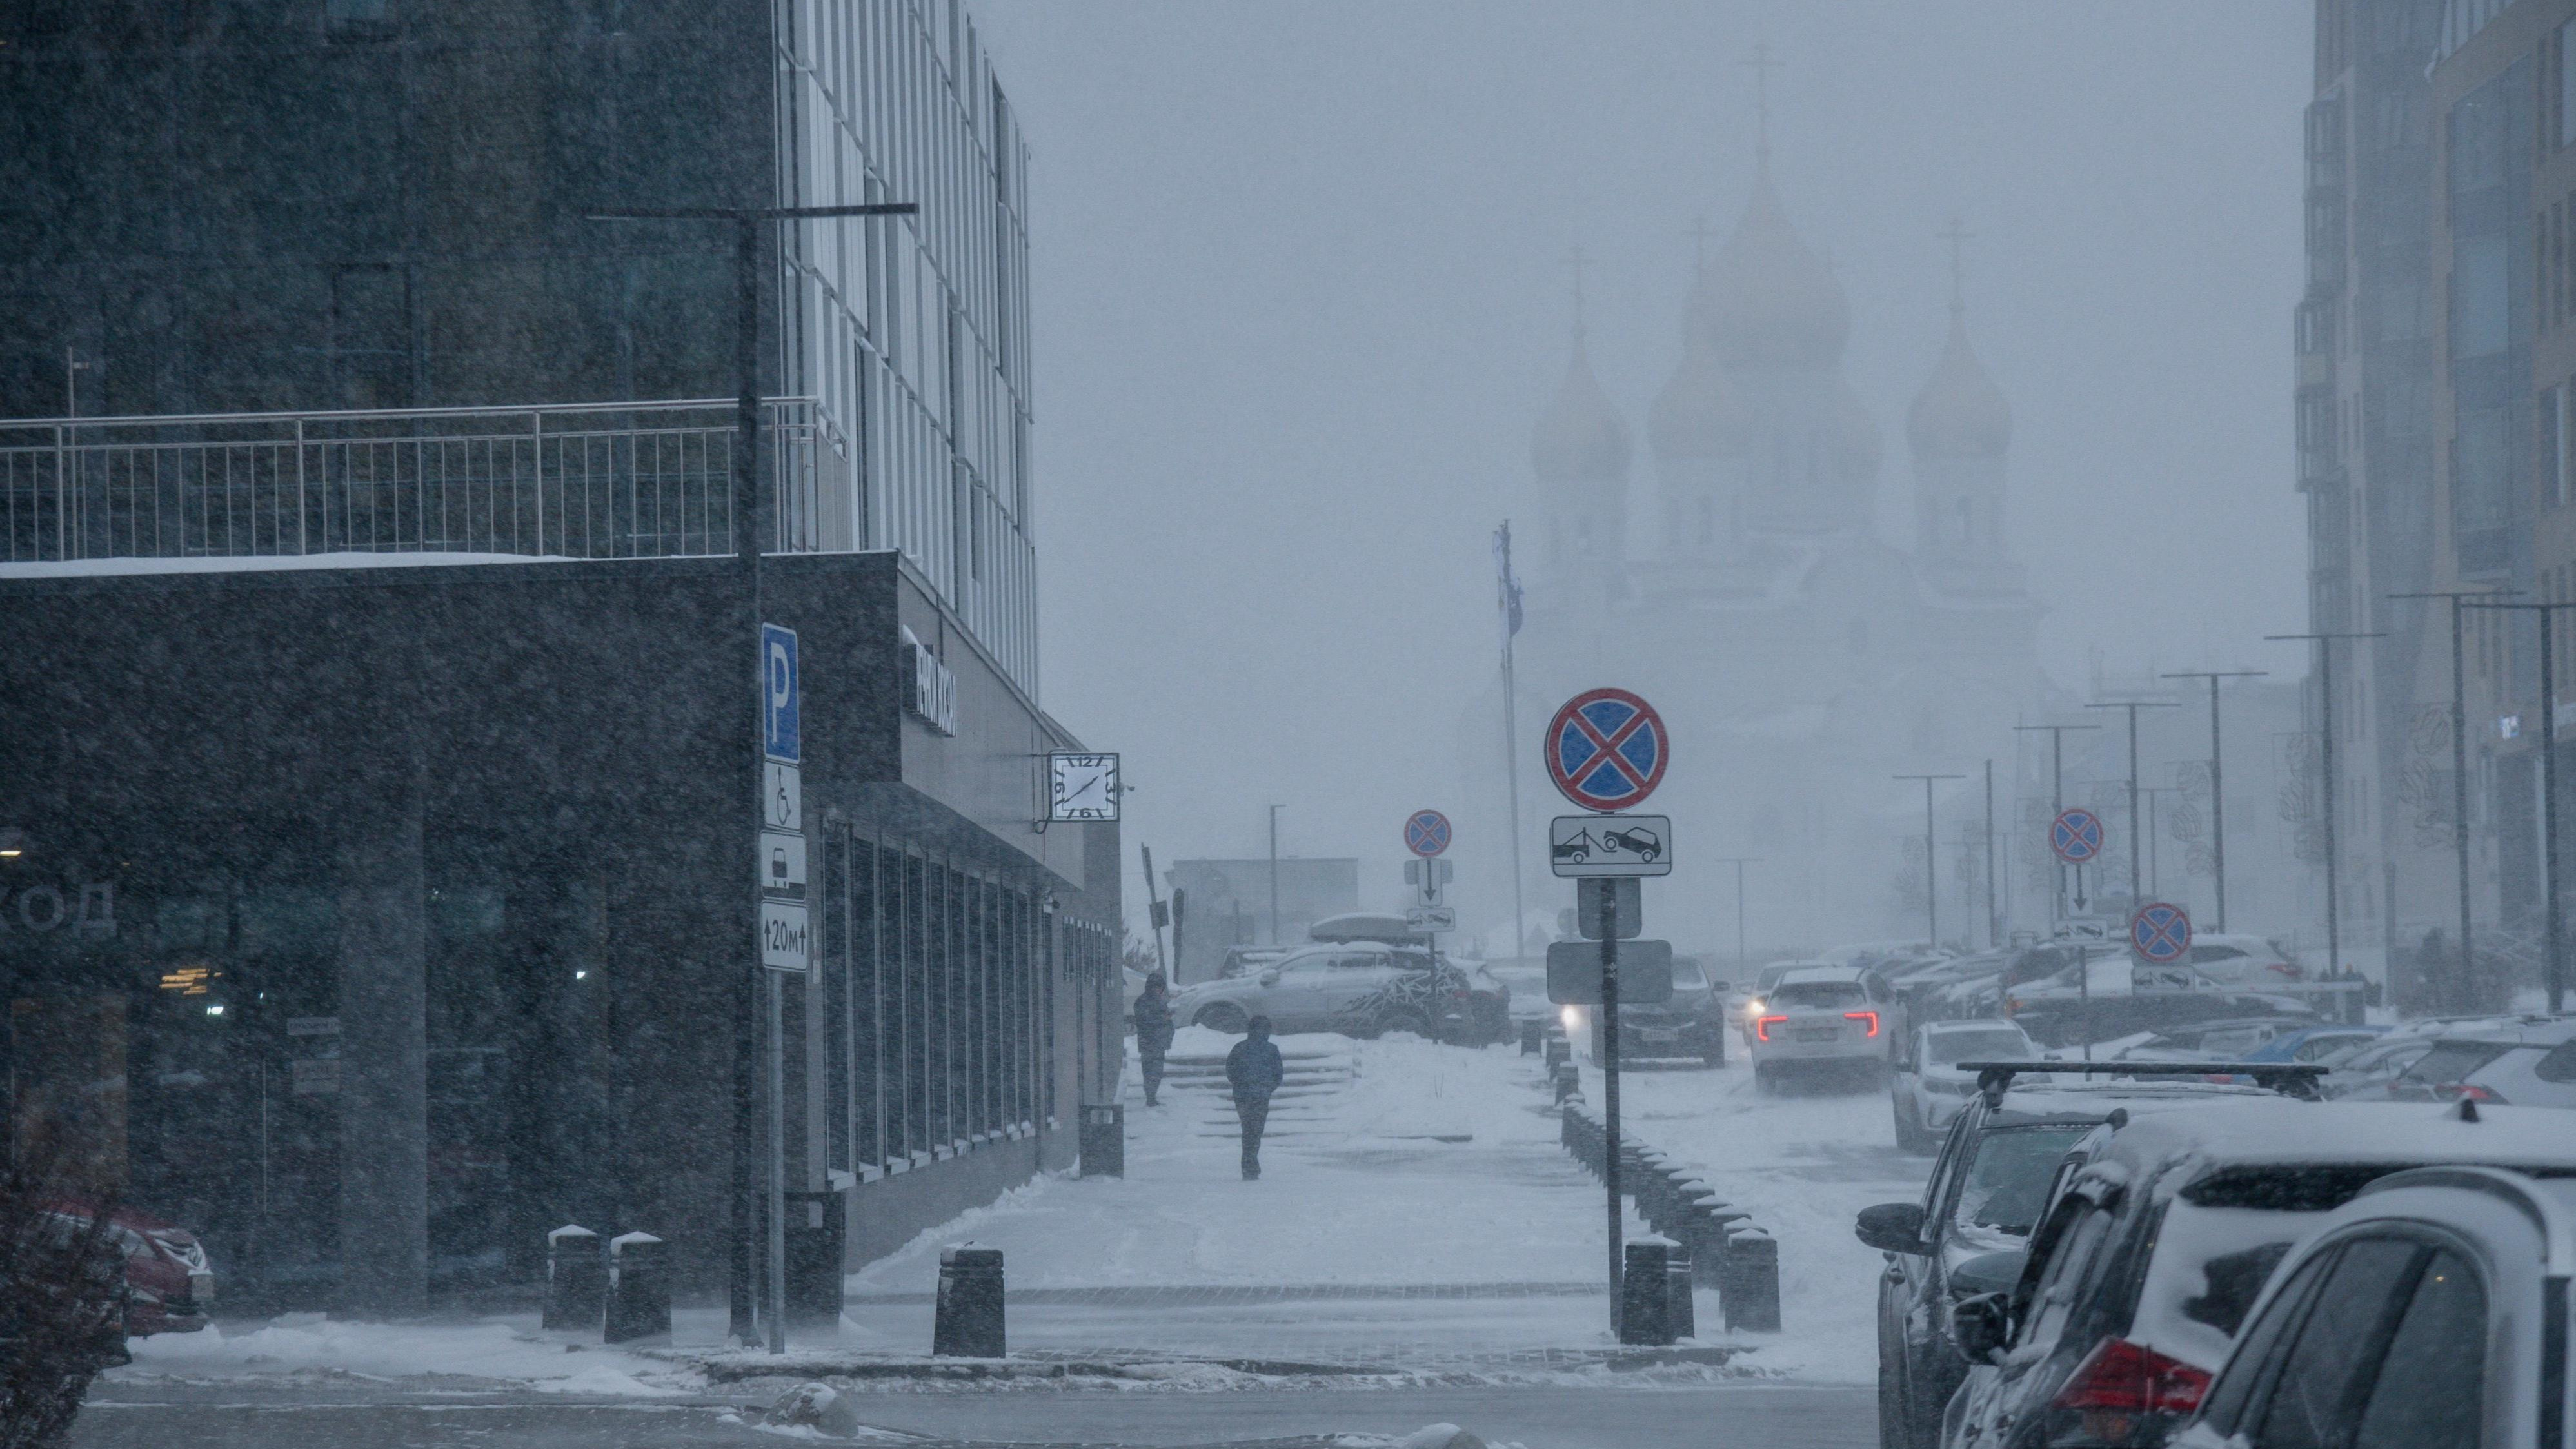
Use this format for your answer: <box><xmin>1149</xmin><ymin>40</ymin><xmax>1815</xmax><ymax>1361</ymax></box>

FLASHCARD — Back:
<box><xmin>1749</xmin><ymin>964</ymin><xmax>1906</xmax><ymax>1091</ymax></box>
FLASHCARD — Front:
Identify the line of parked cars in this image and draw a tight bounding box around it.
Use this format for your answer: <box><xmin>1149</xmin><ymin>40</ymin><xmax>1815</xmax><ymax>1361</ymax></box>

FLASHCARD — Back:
<box><xmin>1861</xmin><ymin>1014</ymin><xmax>2576</xmax><ymax>1449</ymax></box>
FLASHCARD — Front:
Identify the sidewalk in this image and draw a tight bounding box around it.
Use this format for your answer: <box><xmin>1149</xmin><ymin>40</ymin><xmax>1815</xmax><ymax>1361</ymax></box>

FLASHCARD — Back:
<box><xmin>831</xmin><ymin>1028</ymin><xmax>1654</xmax><ymax>1365</ymax></box>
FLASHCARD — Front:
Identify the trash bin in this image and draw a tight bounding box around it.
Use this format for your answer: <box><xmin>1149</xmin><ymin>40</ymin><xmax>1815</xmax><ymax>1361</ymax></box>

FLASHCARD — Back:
<box><xmin>1619</xmin><ymin>1238</ymin><xmax>1676</xmax><ymax>1346</ymax></box>
<box><xmin>784</xmin><ymin>1188</ymin><xmax>847</xmax><ymax>1329</ymax></box>
<box><xmin>932</xmin><ymin>1244</ymin><xmax>1006</xmax><ymax>1357</ymax></box>
<box><xmin>604</xmin><ymin>1232</ymin><xmax>670</xmax><ymax>1344</ymax></box>
<box><xmin>1079</xmin><ymin>1103</ymin><xmax>1124</xmax><ymax>1178</ymax></box>
<box><xmin>543</xmin><ymin>1224</ymin><xmax>605</xmax><ymax>1332</ymax></box>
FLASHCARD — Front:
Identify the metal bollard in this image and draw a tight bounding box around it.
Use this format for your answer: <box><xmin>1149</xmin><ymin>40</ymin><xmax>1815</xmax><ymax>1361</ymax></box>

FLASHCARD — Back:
<box><xmin>1719</xmin><ymin>1227</ymin><xmax>1781</xmax><ymax>1333</ymax></box>
<box><xmin>1619</xmin><ymin>1239</ymin><xmax>1676</xmax><ymax>1345</ymax></box>
<box><xmin>1552</xmin><ymin>1061</ymin><xmax>1581</xmax><ymax>1103</ymax></box>
<box><xmin>1520</xmin><ymin>1020</ymin><xmax>1545</xmax><ymax>1055</ymax></box>
<box><xmin>784</xmin><ymin>1188</ymin><xmax>847</xmax><ymax>1329</ymax></box>
<box><xmin>932</xmin><ymin>1244</ymin><xmax>1006</xmax><ymax>1357</ymax></box>
<box><xmin>1665</xmin><ymin>1241</ymin><xmax>1696</xmax><ymax>1340</ymax></box>
<box><xmin>543</xmin><ymin>1224</ymin><xmax>605</xmax><ymax>1332</ymax></box>
<box><xmin>1543</xmin><ymin>1036</ymin><xmax>1571</xmax><ymax>1070</ymax></box>
<box><xmin>1079</xmin><ymin>1104</ymin><xmax>1125</xmax><ymax>1178</ymax></box>
<box><xmin>604</xmin><ymin>1232</ymin><xmax>671</xmax><ymax>1343</ymax></box>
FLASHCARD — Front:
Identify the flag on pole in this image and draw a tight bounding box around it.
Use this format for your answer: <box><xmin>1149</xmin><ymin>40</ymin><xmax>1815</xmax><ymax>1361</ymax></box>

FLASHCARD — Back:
<box><xmin>1492</xmin><ymin>520</ymin><xmax>1523</xmax><ymax>664</ymax></box>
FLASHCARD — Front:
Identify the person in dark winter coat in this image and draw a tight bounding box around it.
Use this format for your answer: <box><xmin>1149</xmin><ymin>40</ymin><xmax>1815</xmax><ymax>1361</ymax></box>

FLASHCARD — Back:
<box><xmin>1224</xmin><ymin>1015</ymin><xmax>1285</xmax><ymax>1179</ymax></box>
<box><xmin>1133</xmin><ymin>972</ymin><xmax>1176</xmax><ymax>1106</ymax></box>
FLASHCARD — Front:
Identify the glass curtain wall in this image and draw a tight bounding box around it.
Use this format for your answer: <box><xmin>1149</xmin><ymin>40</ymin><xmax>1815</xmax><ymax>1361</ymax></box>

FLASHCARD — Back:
<box><xmin>773</xmin><ymin>0</ymin><xmax>1040</xmax><ymax>697</ymax></box>
<box><xmin>822</xmin><ymin>822</ymin><xmax>1044</xmax><ymax>1174</ymax></box>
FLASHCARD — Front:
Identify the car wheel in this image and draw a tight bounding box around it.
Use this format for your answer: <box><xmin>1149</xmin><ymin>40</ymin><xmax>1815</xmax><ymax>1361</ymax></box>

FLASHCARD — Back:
<box><xmin>1380</xmin><ymin>1010</ymin><xmax>1431</xmax><ymax>1040</ymax></box>
<box><xmin>1195</xmin><ymin>1002</ymin><xmax>1247</xmax><ymax>1034</ymax></box>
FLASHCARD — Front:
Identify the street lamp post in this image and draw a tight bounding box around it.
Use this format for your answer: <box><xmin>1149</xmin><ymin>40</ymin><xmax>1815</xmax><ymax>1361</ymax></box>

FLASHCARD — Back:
<box><xmin>1267</xmin><ymin>804</ymin><xmax>1283</xmax><ymax>945</ymax></box>
<box><xmin>2160</xmin><ymin>670</ymin><xmax>2267</xmax><ymax>933</ymax></box>
<box><xmin>588</xmin><ymin>200</ymin><xmax>917</xmax><ymax>1355</ymax></box>
<box><xmin>2393</xmin><ymin>589</ymin><xmax>2515</xmax><ymax>1009</ymax></box>
<box><xmin>2461</xmin><ymin>600</ymin><xmax>2576</xmax><ymax>1014</ymax></box>
<box><xmin>2085</xmin><ymin>700</ymin><xmax>2181</xmax><ymax>912</ymax></box>
<box><xmin>1896</xmin><ymin>776</ymin><xmax>1966</xmax><ymax>947</ymax></box>
<box><xmin>2266</xmin><ymin>631</ymin><xmax>2386</xmax><ymax>990</ymax></box>
<box><xmin>1711</xmin><ymin>857</ymin><xmax>1761</xmax><ymax>976</ymax></box>
<box><xmin>2014</xmin><ymin>724</ymin><xmax>2102</xmax><ymax>923</ymax></box>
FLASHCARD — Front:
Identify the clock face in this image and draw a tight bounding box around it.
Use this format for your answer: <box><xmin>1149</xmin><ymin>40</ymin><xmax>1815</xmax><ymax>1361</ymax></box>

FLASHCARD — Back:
<box><xmin>1049</xmin><ymin>753</ymin><xmax>1120</xmax><ymax>822</ymax></box>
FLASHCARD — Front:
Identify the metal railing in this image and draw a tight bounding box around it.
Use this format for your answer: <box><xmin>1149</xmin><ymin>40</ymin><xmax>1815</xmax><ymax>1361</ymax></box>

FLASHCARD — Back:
<box><xmin>0</xmin><ymin>398</ymin><xmax>845</xmax><ymax>564</ymax></box>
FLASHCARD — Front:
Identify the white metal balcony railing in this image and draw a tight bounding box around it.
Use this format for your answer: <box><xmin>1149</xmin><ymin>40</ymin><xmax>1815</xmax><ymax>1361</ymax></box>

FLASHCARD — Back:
<box><xmin>0</xmin><ymin>396</ymin><xmax>1040</xmax><ymax>696</ymax></box>
<box><xmin>0</xmin><ymin>398</ymin><xmax>846</xmax><ymax>563</ymax></box>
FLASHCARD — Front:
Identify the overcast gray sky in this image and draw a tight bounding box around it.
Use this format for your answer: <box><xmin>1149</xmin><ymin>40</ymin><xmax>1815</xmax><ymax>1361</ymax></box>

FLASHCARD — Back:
<box><xmin>976</xmin><ymin>2</ymin><xmax>2312</xmax><ymax>918</ymax></box>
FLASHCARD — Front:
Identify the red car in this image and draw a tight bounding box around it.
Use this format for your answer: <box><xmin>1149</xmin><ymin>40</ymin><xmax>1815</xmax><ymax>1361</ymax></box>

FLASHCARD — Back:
<box><xmin>47</xmin><ymin>1202</ymin><xmax>214</xmax><ymax>1335</ymax></box>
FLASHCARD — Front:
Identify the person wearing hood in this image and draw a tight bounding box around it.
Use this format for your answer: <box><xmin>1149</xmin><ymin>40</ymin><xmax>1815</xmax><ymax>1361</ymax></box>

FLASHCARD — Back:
<box><xmin>1223</xmin><ymin>1016</ymin><xmax>1285</xmax><ymax>1180</ymax></box>
<box><xmin>1133</xmin><ymin>971</ymin><xmax>1175</xmax><ymax>1106</ymax></box>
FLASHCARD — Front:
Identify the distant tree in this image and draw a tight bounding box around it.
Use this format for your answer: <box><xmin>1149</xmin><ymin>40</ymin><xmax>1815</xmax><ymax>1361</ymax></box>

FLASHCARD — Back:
<box><xmin>0</xmin><ymin>1143</ymin><xmax>128</xmax><ymax>1449</ymax></box>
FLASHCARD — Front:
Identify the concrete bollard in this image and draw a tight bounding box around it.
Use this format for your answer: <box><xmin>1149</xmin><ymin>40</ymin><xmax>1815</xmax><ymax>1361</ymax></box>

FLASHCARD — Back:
<box><xmin>1619</xmin><ymin>1239</ymin><xmax>1677</xmax><ymax>1346</ymax></box>
<box><xmin>604</xmin><ymin>1232</ymin><xmax>670</xmax><ymax>1344</ymax></box>
<box><xmin>1719</xmin><ymin>1228</ymin><xmax>1781</xmax><ymax>1333</ymax></box>
<box><xmin>544</xmin><ymin>1224</ymin><xmax>605</xmax><ymax>1332</ymax></box>
<box><xmin>1552</xmin><ymin>1061</ymin><xmax>1581</xmax><ymax>1104</ymax></box>
<box><xmin>1665</xmin><ymin>1241</ymin><xmax>1696</xmax><ymax>1340</ymax></box>
<box><xmin>932</xmin><ymin>1244</ymin><xmax>1006</xmax><ymax>1357</ymax></box>
<box><xmin>1079</xmin><ymin>1104</ymin><xmax>1125</xmax><ymax>1178</ymax></box>
<box><xmin>1543</xmin><ymin>1036</ymin><xmax>1571</xmax><ymax>1070</ymax></box>
<box><xmin>1519</xmin><ymin>1019</ymin><xmax>1545</xmax><ymax>1055</ymax></box>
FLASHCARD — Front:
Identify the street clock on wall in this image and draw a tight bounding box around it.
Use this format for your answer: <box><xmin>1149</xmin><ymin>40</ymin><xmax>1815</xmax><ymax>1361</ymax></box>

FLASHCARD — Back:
<box><xmin>1047</xmin><ymin>753</ymin><xmax>1121</xmax><ymax>823</ymax></box>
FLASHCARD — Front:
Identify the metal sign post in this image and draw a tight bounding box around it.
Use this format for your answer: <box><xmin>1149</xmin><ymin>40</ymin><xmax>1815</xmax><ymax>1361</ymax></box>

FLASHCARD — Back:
<box><xmin>755</xmin><ymin>624</ymin><xmax>804</xmax><ymax>1355</ymax></box>
<box><xmin>1541</xmin><ymin>690</ymin><xmax>1669</xmax><ymax>1334</ymax></box>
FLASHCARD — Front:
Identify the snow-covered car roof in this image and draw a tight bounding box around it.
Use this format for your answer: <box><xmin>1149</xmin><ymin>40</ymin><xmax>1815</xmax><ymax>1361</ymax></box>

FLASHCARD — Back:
<box><xmin>2072</xmin><ymin>1099</ymin><xmax>2576</xmax><ymax>1370</ymax></box>
<box><xmin>1774</xmin><ymin>963</ymin><xmax>1868</xmax><ymax>987</ymax></box>
<box><xmin>2419</xmin><ymin>1014</ymin><xmax>2576</xmax><ymax>1046</ymax></box>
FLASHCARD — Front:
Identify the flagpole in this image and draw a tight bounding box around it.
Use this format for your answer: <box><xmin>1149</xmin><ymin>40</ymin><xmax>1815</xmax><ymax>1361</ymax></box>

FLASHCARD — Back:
<box><xmin>1498</xmin><ymin>522</ymin><xmax>1529</xmax><ymax>957</ymax></box>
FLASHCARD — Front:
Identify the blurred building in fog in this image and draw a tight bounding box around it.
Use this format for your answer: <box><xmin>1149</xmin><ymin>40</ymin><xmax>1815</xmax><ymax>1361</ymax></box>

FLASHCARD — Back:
<box><xmin>1470</xmin><ymin>133</ymin><xmax>2063</xmax><ymax>958</ymax></box>
<box><xmin>0</xmin><ymin>0</ymin><xmax>1119</xmax><ymax>1324</ymax></box>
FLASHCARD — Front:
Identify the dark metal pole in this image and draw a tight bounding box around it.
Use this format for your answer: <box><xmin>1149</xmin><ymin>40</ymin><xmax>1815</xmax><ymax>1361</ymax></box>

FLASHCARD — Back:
<box><xmin>2084</xmin><ymin>702</ymin><xmax>2180</xmax><ymax>914</ymax></box>
<box><xmin>1267</xmin><ymin>804</ymin><xmax>1282</xmax><ymax>944</ymax></box>
<box><xmin>2466</xmin><ymin>602</ymin><xmax>2573</xmax><ymax>1012</ymax></box>
<box><xmin>1896</xmin><ymin>776</ymin><xmax>1965</xmax><ymax>947</ymax></box>
<box><xmin>1985</xmin><ymin>760</ymin><xmax>1999</xmax><ymax>947</ymax></box>
<box><xmin>2268</xmin><ymin>633</ymin><xmax>2383</xmax><ymax>987</ymax></box>
<box><xmin>2016</xmin><ymin>725</ymin><xmax>2099</xmax><ymax>927</ymax></box>
<box><xmin>2163</xmin><ymin>672</ymin><xmax>2268</xmax><ymax>933</ymax></box>
<box><xmin>1711</xmin><ymin>858</ymin><xmax>1761</xmax><ymax>977</ymax></box>
<box><xmin>2391</xmin><ymin>594</ymin><xmax>2509</xmax><ymax>1005</ymax></box>
<box><xmin>1598</xmin><ymin>882</ymin><xmax>1623</xmax><ymax>1332</ymax></box>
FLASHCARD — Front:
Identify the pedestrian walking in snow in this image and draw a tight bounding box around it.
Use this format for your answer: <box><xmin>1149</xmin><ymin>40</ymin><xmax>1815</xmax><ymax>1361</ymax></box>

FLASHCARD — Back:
<box><xmin>1224</xmin><ymin>1014</ymin><xmax>1285</xmax><ymax>1180</ymax></box>
<box><xmin>1134</xmin><ymin>971</ymin><xmax>1175</xmax><ymax>1106</ymax></box>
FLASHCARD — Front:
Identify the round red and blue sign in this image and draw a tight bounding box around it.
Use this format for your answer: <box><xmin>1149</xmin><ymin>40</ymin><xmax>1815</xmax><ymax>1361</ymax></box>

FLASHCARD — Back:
<box><xmin>1544</xmin><ymin>688</ymin><xmax>1669</xmax><ymax>813</ymax></box>
<box><xmin>2050</xmin><ymin>807</ymin><xmax>2105</xmax><ymax>865</ymax></box>
<box><xmin>2131</xmin><ymin>902</ymin><xmax>2193</xmax><ymax>963</ymax></box>
<box><xmin>1404</xmin><ymin>809</ymin><xmax>1452</xmax><ymax>858</ymax></box>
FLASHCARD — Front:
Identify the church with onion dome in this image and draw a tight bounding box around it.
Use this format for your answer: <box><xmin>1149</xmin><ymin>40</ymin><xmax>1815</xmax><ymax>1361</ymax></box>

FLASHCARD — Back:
<box><xmin>1463</xmin><ymin>141</ymin><xmax>2062</xmax><ymax>956</ymax></box>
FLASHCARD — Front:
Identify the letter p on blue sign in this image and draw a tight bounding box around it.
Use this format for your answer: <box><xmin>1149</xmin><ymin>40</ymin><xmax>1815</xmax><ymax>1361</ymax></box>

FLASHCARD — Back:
<box><xmin>761</xmin><ymin>623</ymin><xmax>800</xmax><ymax>764</ymax></box>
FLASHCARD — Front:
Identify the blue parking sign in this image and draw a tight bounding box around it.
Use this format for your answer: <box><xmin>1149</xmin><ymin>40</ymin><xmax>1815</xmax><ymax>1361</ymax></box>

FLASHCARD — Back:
<box><xmin>761</xmin><ymin>624</ymin><xmax>800</xmax><ymax>764</ymax></box>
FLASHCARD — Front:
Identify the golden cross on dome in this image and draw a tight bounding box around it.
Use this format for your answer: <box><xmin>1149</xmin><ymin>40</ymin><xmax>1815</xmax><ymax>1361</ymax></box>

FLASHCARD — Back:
<box><xmin>1939</xmin><ymin>217</ymin><xmax>1975</xmax><ymax>313</ymax></box>
<box><xmin>1741</xmin><ymin>43</ymin><xmax>1781</xmax><ymax>163</ymax></box>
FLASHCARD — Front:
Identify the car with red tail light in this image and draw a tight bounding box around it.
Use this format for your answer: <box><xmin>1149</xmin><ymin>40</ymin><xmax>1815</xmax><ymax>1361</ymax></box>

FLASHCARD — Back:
<box><xmin>1941</xmin><ymin>1099</ymin><xmax>2576</xmax><ymax>1449</ymax></box>
<box><xmin>1746</xmin><ymin>963</ymin><xmax>1905</xmax><ymax>1092</ymax></box>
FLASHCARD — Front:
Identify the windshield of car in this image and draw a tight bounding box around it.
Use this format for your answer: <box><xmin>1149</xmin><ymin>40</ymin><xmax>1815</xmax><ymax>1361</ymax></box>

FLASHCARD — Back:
<box><xmin>1951</xmin><ymin>1125</ymin><xmax>2093</xmax><ymax>1236</ymax></box>
<box><xmin>1927</xmin><ymin>1029</ymin><xmax>2031</xmax><ymax>1065</ymax></box>
<box><xmin>1769</xmin><ymin>980</ymin><xmax>1865</xmax><ymax>1009</ymax></box>
<box><xmin>1672</xmin><ymin>960</ymin><xmax>1708</xmax><ymax>989</ymax></box>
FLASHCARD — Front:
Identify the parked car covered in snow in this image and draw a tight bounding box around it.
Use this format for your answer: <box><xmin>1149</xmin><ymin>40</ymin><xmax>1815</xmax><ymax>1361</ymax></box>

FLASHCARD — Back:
<box><xmin>2380</xmin><ymin>1015</ymin><xmax>2576</xmax><ymax>1107</ymax></box>
<box><xmin>1940</xmin><ymin>1100</ymin><xmax>2576</xmax><ymax>1449</ymax></box>
<box><xmin>2170</xmin><ymin>1163</ymin><xmax>2575</xmax><ymax>1449</ymax></box>
<box><xmin>1171</xmin><ymin>941</ymin><xmax>1498</xmax><ymax>1042</ymax></box>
